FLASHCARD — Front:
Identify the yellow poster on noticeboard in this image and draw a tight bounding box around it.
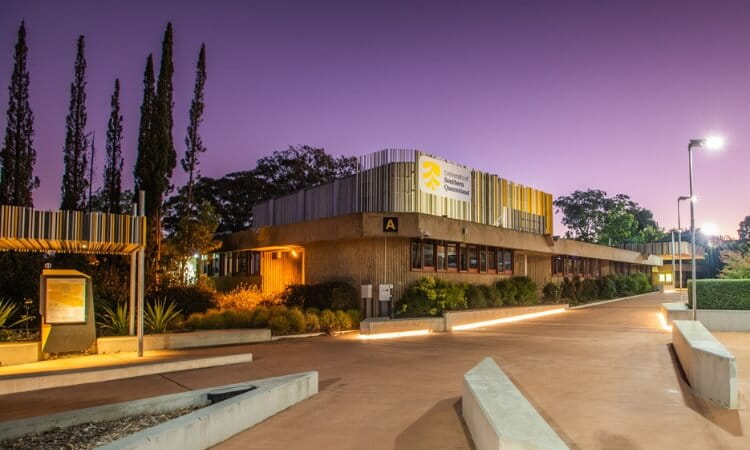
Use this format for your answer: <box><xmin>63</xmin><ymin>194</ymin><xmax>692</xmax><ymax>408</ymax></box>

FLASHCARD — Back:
<box><xmin>45</xmin><ymin>277</ymin><xmax>86</xmax><ymax>324</ymax></box>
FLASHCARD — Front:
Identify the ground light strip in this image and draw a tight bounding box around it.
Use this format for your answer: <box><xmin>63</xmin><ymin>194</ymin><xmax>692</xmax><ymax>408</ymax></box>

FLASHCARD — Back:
<box><xmin>658</xmin><ymin>312</ymin><xmax>673</xmax><ymax>332</ymax></box>
<box><xmin>451</xmin><ymin>308</ymin><xmax>567</xmax><ymax>331</ymax></box>
<box><xmin>358</xmin><ymin>329</ymin><xmax>431</xmax><ymax>340</ymax></box>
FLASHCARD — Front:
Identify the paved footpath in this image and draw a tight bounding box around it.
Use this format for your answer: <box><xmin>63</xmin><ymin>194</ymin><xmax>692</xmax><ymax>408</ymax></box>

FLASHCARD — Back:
<box><xmin>1</xmin><ymin>292</ymin><xmax>748</xmax><ymax>449</ymax></box>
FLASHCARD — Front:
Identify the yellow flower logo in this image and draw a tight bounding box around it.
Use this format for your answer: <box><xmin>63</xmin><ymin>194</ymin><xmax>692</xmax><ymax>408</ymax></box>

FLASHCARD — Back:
<box><xmin>422</xmin><ymin>160</ymin><xmax>441</xmax><ymax>191</ymax></box>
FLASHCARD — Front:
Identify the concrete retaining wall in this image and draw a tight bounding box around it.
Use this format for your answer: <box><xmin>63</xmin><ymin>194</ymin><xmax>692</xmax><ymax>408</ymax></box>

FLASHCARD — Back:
<box><xmin>0</xmin><ymin>371</ymin><xmax>317</xmax><ymax>447</ymax></box>
<box><xmin>0</xmin><ymin>342</ymin><xmax>38</xmax><ymax>366</ymax></box>
<box><xmin>672</xmin><ymin>320</ymin><xmax>737</xmax><ymax>409</ymax></box>
<box><xmin>462</xmin><ymin>357</ymin><xmax>568</xmax><ymax>450</ymax></box>
<box><xmin>97</xmin><ymin>329</ymin><xmax>271</xmax><ymax>354</ymax></box>
<box><xmin>0</xmin><ymin>353</ymin><xmax>253</xmax><ymax>396</ymax></box>
<box><xmin>360</xmin><ymin>304</ymin><xmax>566</xmax><ymax>335</ymax></box>
<box><xmin>661</xmin><ymin>302</ymin><xmax>750</xmax><ymax>331</ymax></box>
<box><xmin>100</xmin><ymin>371</ymin><xmax>318</xmax><ymax>450</ymax></box>
<box><xmin>360</xmin><ymin>317</ymin><xmax>445</xmax><ymax>334</ymax></box>
<box><xmin>445</xmin><ymin>304</ymin><xmax>566</xmax><ymax>330</ymax></box>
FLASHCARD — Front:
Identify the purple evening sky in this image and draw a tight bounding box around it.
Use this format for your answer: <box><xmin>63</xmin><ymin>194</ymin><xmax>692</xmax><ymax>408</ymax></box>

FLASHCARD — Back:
<box><xmin>1</xmin><ymin>0</ymin><xmax>748</xmax><ymax>237</ymax></box>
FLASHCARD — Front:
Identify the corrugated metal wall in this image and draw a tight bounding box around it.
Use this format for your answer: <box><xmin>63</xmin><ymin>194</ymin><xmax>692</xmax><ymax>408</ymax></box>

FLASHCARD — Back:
<box><xmin>253</xmin><ymin>149</ymin><xmax>554</xmax><ymax>235</ymax></box>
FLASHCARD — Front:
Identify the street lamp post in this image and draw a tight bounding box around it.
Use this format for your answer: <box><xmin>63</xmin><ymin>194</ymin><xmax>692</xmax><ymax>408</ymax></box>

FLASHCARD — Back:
<box><xmin>677</xmin><ymin>195</ymin><xmax>692</xmax><ymax>302</ymax></box>
<box><xmin>687</xmin><ymin>137</ymin><xmax>724</xmax><ymax>320</ymax></box>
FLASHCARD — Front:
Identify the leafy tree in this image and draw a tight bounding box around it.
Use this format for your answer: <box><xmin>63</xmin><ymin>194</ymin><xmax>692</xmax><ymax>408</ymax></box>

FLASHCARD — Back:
<box><xmin>738</xmin><ymin>216</ymin><xmax>750</xmax><ymax>243</ymax></box>
<box><xmin>253</xmin><ymin>145</ymin><xmax>357</xmax><ymax>198</ymax></box>
<box><xmin>162</xmin><ymin>201</ymin><xmax>221</xmax><ymax>284</ymax></box>
<box><xmin>554</xmin><ymin>189</ymin><xmax>664</xmax><ymax>245</ymax></box>
<box><xmin>61</xmin><ymin>36</ymin><xmax>89</xmax><ymax>211</ymax></box>
<box><xmin>181</xmin><ymin>43</ymin><xmax>207</xmax><ymax>217</ymax></box>
<box><xmin>0</xmin><ymin>21</ymin><xmax>39</xmax><ymax>206</ymax></box>
<box><xmin>102</xmin><ymin>79</ymin><xmax>123</xmax><ymax>213</ymax></box>
<box><xmin>719</xmin><ymin>250</ymin><xmax>750</xmax><ymax>279</ymax></box>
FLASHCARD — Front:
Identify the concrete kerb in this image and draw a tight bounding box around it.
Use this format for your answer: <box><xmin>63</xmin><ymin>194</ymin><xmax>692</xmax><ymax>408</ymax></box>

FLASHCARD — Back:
<box><xmin>0</xmin><ymin>371</ymin><xmax>318</xmax><ymax>448</ymax></box>
<box><xmin>462</xmin><ymin>357</ymin><xmax>568</xmax><ymax>450</ymax></box>
<box><xmin>568</xmin><ymin>292</ymin><xmax>655</xmax><ymax>310</ymax></box>
<box><xmin>660</xmin><ymin>302</ymin><xmax>750</xmax><ymax>331</ymax></box>
<box><xmin>671</xmin><ymin>320</ymin><xmax>737</xmax><ymax>409</ymax></box>
<box><xmin>0</xmin><ymin>353</ymin><xmax>253</xmax><ymax>396</ymax></box>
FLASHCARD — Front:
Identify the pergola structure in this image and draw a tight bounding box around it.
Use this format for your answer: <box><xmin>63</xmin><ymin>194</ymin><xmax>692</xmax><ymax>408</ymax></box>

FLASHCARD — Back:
<box><xmin>0</xmin><ymin>197</ymin><xmax>148</xmax><ymax>355</ymax></box>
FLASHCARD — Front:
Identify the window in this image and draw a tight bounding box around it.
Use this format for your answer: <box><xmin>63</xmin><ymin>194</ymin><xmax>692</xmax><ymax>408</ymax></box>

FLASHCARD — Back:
<box><xmin>423</xmin><ymin>242</ymin><xmax>435</xmax><ymax>268</ymax></box>
<box><xmin>436</xmin><ymin>242</ymin><xmax>446</xmax><ymax>270</ymax></box>
<box><xmin>488</xmin><ymin>248</ymin><xmax>497</xmax><ymax>273</ymax></box>
<box><xmin>460</xmin><ymin>244</ymin><xmax>468</xmax><ymax>271</ymax></box>
<box><xmin>553</xmin><ymin>256</ymin><xmax>564</xmax><ymax>275</ymax></box>
<box><xmin>468</xmin><ymin>245</ymin><xmax>478</xmax><ymax>271</ymax></box>
<box><xmin>479</xmin><ymin>247</ymin><xmax>487</xmax><ymax>272</ymax></box>
<box><xmin>565</xmin><ymin>257</ymin><xmax>573</xmax><ymax>276</ymax></box>
<box><xmin>411</xmin><ymin>242</ymin><xmax>422</xmax><ymax>269</ymax></box>
<box><xmin>502</xmin><ymin>250</ymin><xmax>513</xmax><ymax>273</ymax></box>
<box><xmin>447</xmin><ymin>243</ymin><xmax>458</xmax><ymax>270</ymax></box>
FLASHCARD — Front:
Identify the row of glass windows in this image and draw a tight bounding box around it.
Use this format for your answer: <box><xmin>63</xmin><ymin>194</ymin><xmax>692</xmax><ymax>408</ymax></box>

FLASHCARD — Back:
<box><xmin>411</xmin><ymin>240</ymin><xmax>513</xmax><ymax>274</ymax></box>
<box><xmin>551</xmin><ymin>255</ymin><xmax>649</xmax><ymax>277</ymax></box>
<box><xmin>202</xmin><ymin>251</ymin><xmax>260</xmax><ymax>278</ymax></box>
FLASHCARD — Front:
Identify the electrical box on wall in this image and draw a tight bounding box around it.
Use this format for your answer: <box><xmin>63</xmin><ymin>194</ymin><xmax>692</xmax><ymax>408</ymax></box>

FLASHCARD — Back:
<box><xmin>361</xmin><ymin>284</ymin><xmax>373</xmax><ymax>299</ymax></box>
<box><xmin>378</xmin><ymin>284</ymin><xmax>393</xmax><ymax>302</ymax></box>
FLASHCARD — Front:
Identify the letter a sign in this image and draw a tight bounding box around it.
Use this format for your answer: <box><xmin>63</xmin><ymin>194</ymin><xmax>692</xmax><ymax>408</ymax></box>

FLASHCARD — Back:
<box><xmin>383</xmin><ymin>217</ymin><xmax>398</xmax><ymax>233</ymax></box>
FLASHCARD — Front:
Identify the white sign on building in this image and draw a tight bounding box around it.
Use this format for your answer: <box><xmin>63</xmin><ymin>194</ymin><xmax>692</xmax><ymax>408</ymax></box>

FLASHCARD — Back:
<box><xmin>417</xmin><ymin>154</ymin><xmax>472</xmax><ymax>202</ymax></box>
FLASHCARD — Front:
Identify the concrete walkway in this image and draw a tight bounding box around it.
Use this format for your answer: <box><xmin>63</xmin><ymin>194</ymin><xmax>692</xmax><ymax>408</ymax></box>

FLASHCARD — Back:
<box><xmin>1</xmin><ymin>292</ymin><xmax>748</xmax><ymax>449</ymax></box>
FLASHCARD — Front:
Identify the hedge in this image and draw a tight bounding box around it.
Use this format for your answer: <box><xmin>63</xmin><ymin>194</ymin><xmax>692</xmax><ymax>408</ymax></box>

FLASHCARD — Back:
<box><xmin>543</xmin><ymin>273</ymin><xmax>653</xmax><ymax>305</ymax></box>
<box><xmin>687</xmin><ymin>279</ymin><xmax>750</xmax><ymax>310</ymax></box>
<box><xmin>282</xmin><ymin>282</ymin><xmax>359</xmax><ymax>310</ymax></box>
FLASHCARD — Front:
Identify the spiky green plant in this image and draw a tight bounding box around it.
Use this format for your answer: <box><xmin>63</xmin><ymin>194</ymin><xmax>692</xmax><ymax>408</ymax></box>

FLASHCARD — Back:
<box><xmin>0</xmin><ymin>299</ymin><xmax>33</xmax><ymax>329</ymax></box>
<box><xmin>97</xmin><ymin>303</ymin><xmax>129</xmax><ymax>336</ymax></box>
<box><xmin>144</xmin><ymin>298</ymin><xmax>182</xmax><ymax>334</ymax></box>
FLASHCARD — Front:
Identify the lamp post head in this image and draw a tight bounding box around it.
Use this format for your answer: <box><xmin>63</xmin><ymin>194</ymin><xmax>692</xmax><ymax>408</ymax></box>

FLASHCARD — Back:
<box><xmin>689</xmin><ymin>136</ymin><xmax>725</xmax><ymax>151</ymax></box>
<box><xmin>678</xmin><ymin>195</ymin><xmax>695</xmax><ymax>202</ymax></box>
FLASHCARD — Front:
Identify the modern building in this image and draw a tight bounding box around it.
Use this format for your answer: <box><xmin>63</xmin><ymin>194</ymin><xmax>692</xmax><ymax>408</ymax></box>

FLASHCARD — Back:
<box><xmin>201</xmin><ymin>149</ymin><xmax>662</xmax><ymax>317</ymax></box>
<box><xmin>621</xmin><ymin>241</ymin><xmax>706</xmax><ymax>288</ymax></box>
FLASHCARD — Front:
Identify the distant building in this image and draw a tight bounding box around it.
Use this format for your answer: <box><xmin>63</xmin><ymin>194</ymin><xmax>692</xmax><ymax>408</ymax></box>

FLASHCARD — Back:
<box><xmin>621</xmin><ymin>241</ymin><xmax>707</xmax><ymax>288</ymax></box>
<box><xmin>201</xmin><ymin>150</ymin><xmax>661</xmax><ymax>317</ymax></box>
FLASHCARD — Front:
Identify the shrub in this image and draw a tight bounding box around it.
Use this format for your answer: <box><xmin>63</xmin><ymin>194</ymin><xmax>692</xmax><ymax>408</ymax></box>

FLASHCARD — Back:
<box><xmin>346</xmin><ymin>309</ymin><xmax>362</xmax><ymax>329</ymax></box>
<box><xmin>688</xmin><ymin>279</ymin><xmax>750</xmax><ymax>310</ymax></box>
<box><xmin>495</xmin><ymin>279</ymin><xmax>518</xmax><ymax>305</ymax></box>
<box><xmin>222</xmin><ymin>309</ymin><xmax>254</xmax><ymax>328</ymax></box>
<box><xmin>512</xmin><ymin>277</ymin><xmax>537</xmax><ymax>305</ymax></box>
<box><xmin>0</xmin><ymin>298</ymin><xmax>33</xmax><ymax>329</ymax></box>
<box><xmin>286</xmin><ymin>308</ymin><xmax>307</xmax><ymax>333</ymax></box>
<box><xmin>97</xmin><ymin>303</ymin><xmax>129</xmax><ymax>336</ymax></box>
<box><xmin>597</xmin><ymin>276</ymin><xmax>617</xmax><ymax>299</ymax></box>
<box><xmin>397</xmin><ymin>277</ymin><xmax>467</xmax><ymax>316</ymax></box>
<box><xmin>144</xmin><ymin>299</ymin><xmax>182</xmax><ymax>334</ymax></box>
<box><xmin>282</xmin><ymin>282</ymin><xmax>358</xmax><ymax>310</ymax></box>
<box><xmin>335</xmin><ymin>310</ymin><xmax>352</xmax><ymax>330</ymax></box>
<box><xmin>542</xmin><ymin>282</ymin><xmax>561</xmax><ymax>302</ymax></box>
<box><xmin>560</xmin><ymin>278</ymin><xmax>576</xmax><ymax>301</ymax></box>
<box><xmin>464</xmin><ymin>284</ymin><xmax>490</xmax><ymax>309</ymax></box>
<box><xmin>319</xmin><ymin>309</ymin><xmax>337</xmax><ymax>332</ymax></box>
<box><xmin>147</xmin><ymin>284</ymin><xmax>215</xmax><ymax>316</ymax></box>
<box><xmin>581</xmin><ymin>278</ymin><xmax>599</xmax><ymax>302</ymax></box>
<box><xmin>251</xmin><ymin>306</ymin><xmax>270</xmax><ymax>328</ymax></box>
<box><xmin>268</xmin><ymin>314</ymin><xmax>291</xmax><ymax>335</ymax></box>
<box><xmin>305</xmin><ymin>311</ymin><xmax>321</xmax><ymax>332</ymax></box>
<box><xmin>215</xmin><ymin>284</ymin><xmax>279</xmax><ymax>310</ymax></box>
<box><xmin>630</xmin><ymin>273</ymin><xmax>652</xmax><ymax>294</ymax></box>
<box><xmin>186</xmin><ymin>308</ymin><xmax>257</xmax><ymax>330</ymax></box>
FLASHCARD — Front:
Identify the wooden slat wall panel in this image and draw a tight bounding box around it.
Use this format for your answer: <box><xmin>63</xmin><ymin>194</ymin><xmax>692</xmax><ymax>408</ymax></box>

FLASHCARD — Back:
<box><xmin>0</xmin><ymin>205</ymin><xmax>145</xmax><ymax>254</ymax></box>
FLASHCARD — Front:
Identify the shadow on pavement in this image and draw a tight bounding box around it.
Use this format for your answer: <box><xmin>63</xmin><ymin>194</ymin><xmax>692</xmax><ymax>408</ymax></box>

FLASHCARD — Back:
<box><xmin>393</xmin><ymin>397</ymin><xmax>474</xmax><ymax>450</ymax></box>
<box><xmin>666</xmin><ymin>343</ymin><xmax>744</xmax><ymax>437</ymax></box>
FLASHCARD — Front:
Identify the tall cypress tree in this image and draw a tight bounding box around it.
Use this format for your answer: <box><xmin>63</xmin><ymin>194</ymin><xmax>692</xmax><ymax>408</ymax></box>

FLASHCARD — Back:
<box><xmin>61</xmin><ymin>35</ymin><xmax>89</xmax><ymax>211</ymax></box>
<box><xmin>103</xmin><ymin>79</ymin><xmax>123</xmax><ymax>214</ymax></box>
<box><xmin>0</xmin><ymin>21</ymin><xmax>38</xmax><ymax>206</ymax></box>
<box><xmin>181</xmin><ymin>43</ymin><xmax>207</xmax><ymax>217</ymax></box>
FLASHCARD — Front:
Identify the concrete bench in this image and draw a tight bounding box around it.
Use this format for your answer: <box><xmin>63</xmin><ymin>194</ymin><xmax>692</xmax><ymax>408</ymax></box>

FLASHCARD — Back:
<box><xmin>660</xmin><ymin>302</ymin><xmax>691</xmax><ymax>326</ymax></box>
<box><xmin>462</xmin><ymin>357</ymin><xmax>568</xmax><ymax>450</ymax></box>
<box><xmin>672</xmin><ymin>320</ymin><xmax>738</xmax><ymax>409</ymax></box>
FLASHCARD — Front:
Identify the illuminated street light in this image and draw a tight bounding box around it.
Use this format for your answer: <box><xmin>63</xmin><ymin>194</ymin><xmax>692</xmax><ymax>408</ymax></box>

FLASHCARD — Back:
<box><xmin>687</xmin><ymin>136</ymin><xmax>725</xmax><ymax>320</ymax></box>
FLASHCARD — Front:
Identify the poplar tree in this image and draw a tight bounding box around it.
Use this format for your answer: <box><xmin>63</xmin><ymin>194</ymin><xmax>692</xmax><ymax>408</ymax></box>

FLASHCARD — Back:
<box><xmin>61</xmin><ymin>35</ymin><xmax>89</xmax><ymax>211</ymax></box>
<box><xmin>103</xmin><ymin>79</ymin><xmax>123</xmax><ymax>213</ymax></box>
<box><xmin>181</xmin><ymin>43</ymin><xmax>207</xmax><ymax>217</ymax></box>
<box><xmin>0</xmin><ymin>21</ymin><xmax>38</xmax><ymax>206</ymax></box>
<box><xmin>134</xmin><ymin>22</ymin><xmax>176</xmax><ymax>280</ymax></box>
